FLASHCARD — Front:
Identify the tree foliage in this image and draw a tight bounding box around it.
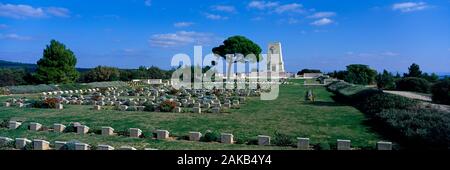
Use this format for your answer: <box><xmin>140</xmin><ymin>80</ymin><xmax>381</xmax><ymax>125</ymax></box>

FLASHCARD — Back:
<box><xmin>80</xmin><ymin>66</ymin><xmax>120</xmax><ymax>82</ymax></box>
<box><xmin>396</xmin><ymin>77</ymin><xmax>430</xmax><ymax>93</ymax></box>
<box><xmin>431</xmin><ymin>79</ymin><xmax>450</xmax><ymax>105</ymax></box>
<box><xmin>344</xmin><ymin>64</ymin><xmax>377</xmax><ymax>85</ymax></box>
<box><xmin>34</xmin><ymin>40</ymin><xmax>79</xmax><ymax>84</ymax></box>
<box><xmin>405</xmin><ymin>63</ymin><xmax>422</xmax><ymax>78</ymax></box>
<box><xmin>297</xmin><ymin>69</ymin><xmax>321</xmax><ymax>75</ymax></box>
<box><xmin>0</xmin><ymin>68</ymin><xmax>27</xmax><ymax>86</ymax></box>
<box><xmin>376</xmin><ymin>70</ymin><xmax>396</xmax><ymax>89</ymax></box>
<box><xmin>212</xmin><ymin>36</ymin><xmax>262</xmax><ymax>78</ymax></box>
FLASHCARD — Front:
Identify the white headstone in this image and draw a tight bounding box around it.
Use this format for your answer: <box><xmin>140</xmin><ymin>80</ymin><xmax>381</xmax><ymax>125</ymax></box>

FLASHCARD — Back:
<box><xmin>337</xmin><ymin>139</ymin><xmax>351</xmax><ymax>150</ymax></box>
<box><xmin>221</xmin><ymin>133</ymin><xmax>234</xmax><ymax>144</ymax></box>
<box><xmin>189</xmin><ymin>132</ymin><xmax>202</xmax><ymax>141</ymax></box>
<box><xmin>156</xmin><ymin>130</ymin><xmax>169</xmax><ymax>140</ymax></box>
<box><xmin>297</xmin><ymin>138</ymin><xmax>310</xmax><ymax>150</ymax></box>
<box><xmin>258</xmin><ymin>135</ymin><xmax>271</xmax><ymax>146</ymax></box>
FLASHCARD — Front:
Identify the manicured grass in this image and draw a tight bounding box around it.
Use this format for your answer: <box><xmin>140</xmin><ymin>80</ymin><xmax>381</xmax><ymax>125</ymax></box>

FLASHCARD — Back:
<box><xmin>0</xmin><ymin>79</ymin><xmax>382</xmax><ymax>149</ymax></box>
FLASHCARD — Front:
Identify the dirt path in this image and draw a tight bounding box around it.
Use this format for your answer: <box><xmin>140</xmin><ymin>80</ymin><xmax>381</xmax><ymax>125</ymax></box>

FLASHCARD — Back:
<box><xmin>384</xmin><ymin>90</ymin><xmax>432</xmax><ymax>102</ymax></box>
<box><xmin>384</xmin><ymin>90</ymin><xmax>450</xmax><ymax>112</ymax></box>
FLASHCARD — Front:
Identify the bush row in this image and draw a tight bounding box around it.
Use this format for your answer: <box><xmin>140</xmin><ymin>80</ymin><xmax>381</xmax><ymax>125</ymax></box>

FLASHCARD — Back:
<box><xmin>326</xmin><ymin>81</ymin><xmax>449</xmax><ymax>148</ymax></box>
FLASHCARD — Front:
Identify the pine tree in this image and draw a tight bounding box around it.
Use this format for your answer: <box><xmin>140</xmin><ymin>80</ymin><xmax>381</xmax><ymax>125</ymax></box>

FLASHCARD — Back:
<box><xmin>34</xmin><ymin>40</ymin><xmax>79</xmax><ymax>84</ymax></box>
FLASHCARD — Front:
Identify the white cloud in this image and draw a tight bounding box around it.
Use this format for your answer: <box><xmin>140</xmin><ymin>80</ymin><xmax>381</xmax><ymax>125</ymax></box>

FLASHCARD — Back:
<box><xmin>0</xmin><ymin>3</ymin><xmax>45</xmax><ymax>19</ymax></box>
<box><xmin>274</xmin><ymin>3</ymin><xmax>303</xmax><ymax>14</ymax></box>
<box><xmin>311</xmin><ymin>18</ymin><xmax>333</xmax><ymax>26</ymax></box>
<box><xmin>174</xmin><ymin>22</ymin><xmax>194</xmax><ymax>28</ymax></box>
<box><xmin>205</xmin><ymin>13</ymin><xmax>228</xmax><ymax>20</ymax></box>
<box><xmin>392</xmin><ymin>2</ymin><xmax>429</xmax><ymax>12</ymax></box>
<box><xmin>149</xmin><ymin>31</ymin><xmax>217</xmax><ymax>47</ymax></box>
<box><xmin>144</xmin><ymin>0</ymin><xmax>152</xmax><ymax>7</ymax></box>
<box><xmin>0</xmin><ymin>33</ymin><xmax>32</xmax><ymax>41</ymax></box>
<box><xmin>0</xmin><ymin>3</ymin><xmax>71</xmax><ymax>19</ymax></box>
<box><xmin>212</xmin><ymin>5</ymin><xmax>236</xmax><ymax>13</ymax></box>
<box><xmin>287</xmin><ymin>18</ymin><xmax>299</xmax><ymax>24</ymax></box>
<box><xmin>251</xmin><ymin>16</ymin><xmax>264</xmax><ymax>21</ymax></box>
<box><xmin>248</xmin><ymin>1</ymin><xmax>279</xmax><ymax>10</ymax></box>
<box><xmin>46</xmin><ymin>7</ymin><xmax>70</xmax><ymax>18</ymax></box>
<box><xmin>381</xmin><ymin>51</ymin><xmax>400</xmax><ymax>57</ymax></box>
<box><xmin>308</xmin><ymin>12</ymin><xmax>336</xmax><ymax>18</ymax></box>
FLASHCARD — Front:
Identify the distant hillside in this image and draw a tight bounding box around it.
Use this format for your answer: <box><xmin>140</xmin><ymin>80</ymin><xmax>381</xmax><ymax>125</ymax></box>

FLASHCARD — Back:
<box><xmin>0</xmin><ymin>60</ymin><xmax>37</xmax><ymax>71</ymax></box>
<box><xmin>0</xmin><ymin>60</ymin><xmax>91</xmax><ymax>72</ymax></box>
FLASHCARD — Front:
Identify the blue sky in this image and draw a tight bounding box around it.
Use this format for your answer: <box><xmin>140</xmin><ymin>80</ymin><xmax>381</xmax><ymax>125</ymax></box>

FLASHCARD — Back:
<box><xmin>0</xmin><ymin>0</ymin><xmax>449</xmax><ymax>74</ymax></box>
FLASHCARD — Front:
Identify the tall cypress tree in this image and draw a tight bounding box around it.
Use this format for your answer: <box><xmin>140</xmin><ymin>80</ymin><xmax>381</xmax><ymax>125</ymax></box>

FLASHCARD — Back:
<box><xmin>34</xmin><ymin>40</ymin><xmax>79</xmax><ymax>84</ymax></box>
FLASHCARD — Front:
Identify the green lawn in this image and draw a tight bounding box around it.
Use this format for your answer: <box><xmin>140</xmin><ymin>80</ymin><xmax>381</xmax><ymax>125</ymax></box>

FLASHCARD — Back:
<box><xmin>0</xmin><ymin>79</ymin><xmax>382</xmax><ymax>150</ymax></box>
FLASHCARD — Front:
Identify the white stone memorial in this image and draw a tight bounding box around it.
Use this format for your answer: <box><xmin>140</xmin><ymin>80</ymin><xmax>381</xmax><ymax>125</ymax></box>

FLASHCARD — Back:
<box><xmin>156</xmin><ymin>130</ymin><xmax>169</xmax><ymax>140</ymax></box>
<box><xmin>75</xmin><ymin>143</ymin><xmax>90</xmax><ymax>150</ymax></box>
<box><xmin>297</xmin><ymin>138</ymin><xmax>310</xmax><ymax>150</ymax></box>
<box><xmin>337</xmin><ymin>139</ymin><xmax>351</xmax><ymax>150</ymax></box>
<box><xmin>377</xmin><ymin>141</ymin><xmax>393</xmax><ymax>150</ymax></box>
<box><xmin>33</xmin><ymin>139</ymin><xmax>50</xmax><ymax>150</ymax></box>
<box><xmin>9</xmin><ymin>121</ymin><xmax>22</xmax><ymax>130</ymax></box>
<box><xmin>76</xmin><ymin>125</ymin><xmax>90</xmax><ymax>134</ymax></box>
<box><xmin>101</xmin><ymin>127</ymin><xmax>114</xmax><ymax>136</ymax></box>
<box><xmin>53</xmin><ymin>124</ymin><xmax>66</xmax><ymax>132</ymax></box>
<box><xmin>29</xmin><ymin>122</ymin><xmax>42</xmax><ymax>131</ymax></box>
<box><xmin>15</xmin><ymin>138</ymin><xmax>31</xmax><ymax>149</ymax></box>
<box><xmin>189</xmin><ymin>132</ymin><xmax>202</xmax><ymax>141</ymax></box>
<box><xmin>221</xmin><ymin>133</ymin><xmax>234</xmax><ymax>144</ymax></box>
<box><xmin>258</xmin><ymin>135</ymin><xmax>270</xmax><ymax>146</ymax></box>
<box><xmin>129</xmin><ymin>128</ymin><xmax>142</xmax><ymax>138</ymax></box>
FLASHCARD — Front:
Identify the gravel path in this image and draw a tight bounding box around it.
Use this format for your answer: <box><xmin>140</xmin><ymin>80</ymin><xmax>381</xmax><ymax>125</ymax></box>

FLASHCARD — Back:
<box><xmin>384</xmin><ymin>90</ymin><xmax>432</xmax><ymax>102</ymax></box>
<box><xmin>384</xmin><ymin>90</ymin><xmax>450</xmax><ymax>112</ymax></box>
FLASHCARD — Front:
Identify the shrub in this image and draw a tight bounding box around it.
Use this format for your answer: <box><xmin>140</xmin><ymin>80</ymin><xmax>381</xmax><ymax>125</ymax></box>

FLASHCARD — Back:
<box><xmin>312</xmin><ymin>143</ymin><xmax>331</xmax><ymax>150</ymax></box>
<box><xmin>431</xmin><ymin>79</ymin><xmax>450</xmax><ymax>105</ymax></box>
<box><xmin>6</xmin><ymin>84</ymin><xmax>58</xmax><ymax>94</ymax></box>
<box><xmin>0</xmin><ymin>139</ymin><xmax>14</xmax><ymax>149</ymax></box>
<box><xmin>375</xmin><ymin>109</ymin><xmax>450</xmax><ymax>148</ymax></box>
<box><xmin>0</xmin><ymin>119</ymin><xmax>8</xmax><ymax>128</ymax></box>
<box><xmin>326</xmin><ymin>81</ymin><xmax>352</xmax><ymax>92</ymax></box>
<box><xmin>43</xmin><ymin>98</ymin><xmax>61</xmax><ymax>109</ymax></box>
<box><xmin>31</xmin><ymin>100</ymin><xmax>45</xmax><ymax>108</ymax></box>
<box><xmin>159</xmin><ymin>100</ymin><xmax>176</xmax><ymax>112</ymax></box>
<box><xmin>376</xmin><ymin>70</ymin><xmax>396</xmax><ymax>90</ymax></box>
<box><xmin>85</xmin><ymin>81</ymin><xmax>127</xmax><ymax>88</ymax></box>
<box><xmin>272</xmin><ymin>132</ymin><xmax>295</xmax><ymax>147</ymax></box>
<box><xmin>396</xmin><ymin>77</ymin><xmax>430</xmax><ymax>93</ymax></box>
<box><xmin>63</xmin><ymin>123</ymin><xmax>78</xmax><ymax>133</ymax></box>
<box><xmin>0</xmin><ymin>87</ymin><xmax>10</xmax><ymax>95</ymax></box>
<box><xmin>245</xmin><ymin>138</ymin><xmax>259</xmax><ymax>145</ymax></box>
<box><xmin>328</xmin><ymin>82</ymin><xmax>382</xmax><ymax>104</ymax></box>
<box><xmin>358</xmin><ymin>93</ymin><xmax>418</xmax><ymax>115</ymax></box>
<box><xmin>143</xmin><ymin>102</ymin><xmax>156</xmax><ymax>112</ymax></box>
<box><xmin>57</xmin><ymin>84</ymin><xmax>90</xmax><ymax>91</ymax></box>
<box><xmin>200</xmin><ymin>130</ymin><xmax>220</xmax><ymax>142</ymax></box>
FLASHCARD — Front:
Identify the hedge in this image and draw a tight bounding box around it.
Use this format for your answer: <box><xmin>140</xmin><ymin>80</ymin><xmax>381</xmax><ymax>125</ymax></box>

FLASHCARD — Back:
<box><xmin>326</xmin><ymin>81</ymin><xmax>449</xmax><ymax>149</ymax></box>
<box><xmin>376</xmin><ymin>109</ymin><xmax>450</xmax><ymax>148</ymax></box>
<box><xmin>431</xmin><ymin>79</ymin><xmax>450</xmax><ymax>105</ymax></box>
<box><xmin>396</xmin><ymin>77</ymin><xmax>431</xmax><ymax>93</ymax></box>
<box><xmin>6</xmin><ymin>84</ymin><xmax>59</xmax><ymax>94</ymax></box>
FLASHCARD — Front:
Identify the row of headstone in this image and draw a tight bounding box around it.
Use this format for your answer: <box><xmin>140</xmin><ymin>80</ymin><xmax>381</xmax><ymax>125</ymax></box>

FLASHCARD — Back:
<box><xmin>0</xmin><ymin>136</ymin><xmax>156</xmax><ymax>150</ymax></box>
<box><xmin>3</xmin><ymin>121</ymin><xmax>393</xmax><ymax>150</ymax></box>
